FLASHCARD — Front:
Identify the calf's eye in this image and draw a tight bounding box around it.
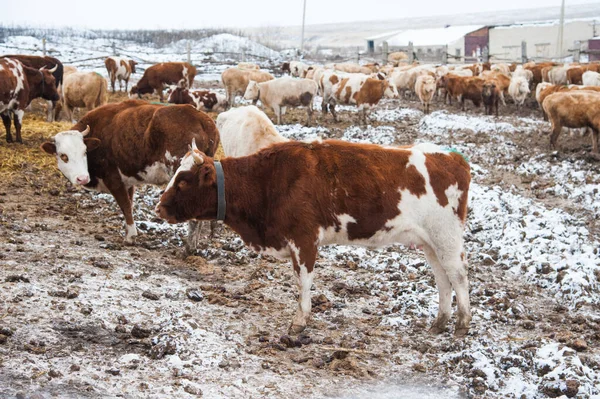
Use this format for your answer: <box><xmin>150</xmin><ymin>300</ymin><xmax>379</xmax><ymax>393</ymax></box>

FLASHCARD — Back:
<box><xmin>60</xmin><ymin>154</ymin><xmax>69</xmax><ymax>163</ymax></box>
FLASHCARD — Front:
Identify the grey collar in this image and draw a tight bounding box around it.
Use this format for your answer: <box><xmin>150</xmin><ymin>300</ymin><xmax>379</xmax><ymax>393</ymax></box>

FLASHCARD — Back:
<box><xmin>215</xmin><ymin>161</ymin><xmax>226</xmax><ymax>221</ymax></box>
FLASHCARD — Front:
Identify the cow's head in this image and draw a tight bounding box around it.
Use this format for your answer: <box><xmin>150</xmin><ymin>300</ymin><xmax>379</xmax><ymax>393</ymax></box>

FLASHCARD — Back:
<box><xmin>384</xmin><ymin>80</ymin><xmax>399</xmax><ymax>99</ymax></box>
<box><xmin>129</xmin><ymin>60</ymin><xmax>137</xmax><ymax>74</ymax></box>
<box><xmin>129</xmin><ymin>84</ymin><xmax>152</xmax><ymax>98</ymax></box>
<box><xmin>244</xmin><ymin>81</ymin><xmax>260</xmax><ymax>101</ymax></box>
<box><xmin>167</xmin><ymin>86</ymin><xmax>193</xmax><ymax>105</ymax></box>
<box><xmin>421</xmin><ymin>76</ymin><xmax>436</xmax><ymax>95</ymax></box>
<box><xmin>436</xmin><ymin>75</ymin><xmax>447</xmax><ymax>89</ymax></box>
<box><xmin>29</xmin><ymin>65</ymin><xmax>60</xmax><ymax>101</ymax></box>
<box><xmin>155</xmin><ymin>139</ymin><xmax>216</xmax><ymax>224</ymax></box>
<box><xmin>517</xmin><ymin>78</ymin><xmax>530</xmax><ymax>95</ymax></box>
<box><xmin>40</xmin><ymin>126</ymin><xmax>101</xmax><ymax>186</ymax></box>
<box><xmin>482</xmin><ymin>82</ymin><xmax>497</xmax><ymax>98</ymax></box>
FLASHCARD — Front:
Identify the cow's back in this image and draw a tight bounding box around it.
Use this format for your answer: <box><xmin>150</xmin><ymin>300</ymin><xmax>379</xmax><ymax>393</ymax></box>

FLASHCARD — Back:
<box><xmin>74</xmin><ymin>101</ymin><xmax>219</xmax><ymax>179</ymax></box>
<box><xmin>251</xmin><ymin>140</ymin><xmax>471</xmax><ymax>235</ymax></box>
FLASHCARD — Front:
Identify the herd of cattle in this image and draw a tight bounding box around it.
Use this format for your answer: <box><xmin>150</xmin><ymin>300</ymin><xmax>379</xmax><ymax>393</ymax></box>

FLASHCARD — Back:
<box><xmin>2</xmin><ymin>52</ymin><xmax>600</xmax><ymax>337</ymax></box>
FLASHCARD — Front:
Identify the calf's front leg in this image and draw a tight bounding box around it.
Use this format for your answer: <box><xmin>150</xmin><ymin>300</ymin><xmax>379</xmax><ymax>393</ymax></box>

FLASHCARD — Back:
<box><xmin>104</xmin><ymin>176</ymin><xmax>137</xmax><ymax>243</ymax></box>
<box><xmin>289</xmin><ymin>243</ymin><xmax>317</xmax><ymax>334</ymax></box>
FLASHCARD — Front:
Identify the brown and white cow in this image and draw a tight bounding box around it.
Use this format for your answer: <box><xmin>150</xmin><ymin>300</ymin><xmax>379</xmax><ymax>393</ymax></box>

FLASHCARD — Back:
<box><xmin>130</xmin><ymin>62</ymin><xmax>196</xmax><ymax>101</ymax></box>
<box><xmin>1</xmin><ymin>55</ymin><xmax>64</xmax><ymax>122</ymax></box>
<box><xmin>104</xmin><ymin>56</ymin><xmax>137</xmax><ymax>93</ymax></box>
<box><xmin>61</xmin><ymin>71</ymin><xmax>108</xmax><ymax>123</ymax></box>
<box><xmin>41</xmin><ymin>100</ymin><xmax>219</xmax><ymax>244</ymax></box>
<box><xmin>167</xmin><ymin>87</ymin><xmax>228</xmax><ymax>112</ymax></box>
<box><xmin>243</xmin><ymin>77</ymin><xmax>318</xmax><ymax>125</ymax></box>
<box><xmin>156</xmin><ymin>140</ymin><xmax>472</xmax><ymax>337</ymax></box>
<box><xmin>0</xmin><ymin>58</ymin><xmax>60</xmax><ymax>143</ymax></box>
<box><xmin>221</xmin><ymin>67</ymin><xmax>274</xmax><ymax>108</ymax></box>
<box><xmin>323</xmin><ymin>71</ymin><xmax>398</xmax><ymax>123</ymax></box>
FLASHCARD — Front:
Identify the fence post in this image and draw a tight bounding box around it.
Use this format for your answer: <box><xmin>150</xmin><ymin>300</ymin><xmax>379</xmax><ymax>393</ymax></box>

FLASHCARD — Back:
<box><xmin>42</xmin><ymin>38</ymin><xmax>46</xmax><ymax>56</ymax></box>
<box><xmin>187</xmin><ymin>41</ymin><xmax>191</xmax><ymax>63</ymax></box>
<box><xmin>483</xmin><ymin>46</ymin><xmax>489</xmax><ymax>63</ymax></box>
<box><xmin>408</xmin><ymin>42</ymin><xmax>414</xmax><ymax>63</ymax></box>
<box><xmin>521</xmin><ymin>41</ymin><xmax>527</xmax><ymax>64</ymax></box>
<box><xmin>357</xmin><ymin>47</ymin><xmax>361</xmax><ymax>63</ymax></box>
<box><xmin>442</xmin><ymin>45</ymin><xmax>448</xmax><ymax>64</ymax></box>
<box><xmin>382</xmin><ymin>41</ymin><xmax>389</xmax><ymax>65</ymax></box>
<box><xmin>112</xmin><ymin>42</ymin><xmax>116</xmax><ymax>55</ymax></box>
<box><xmin>574</xmin><ymin>41</ymin><xmax>581</xmax><ymax>63</ymax></box>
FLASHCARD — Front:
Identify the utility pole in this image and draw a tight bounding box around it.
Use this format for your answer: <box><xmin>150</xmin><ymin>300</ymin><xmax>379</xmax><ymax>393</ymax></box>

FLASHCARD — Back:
<box><xmin>557</xmin><ymin>0</ymin><xmax>565</xmax><ymax>58</ymax></box>
<box><xmin>300</xmin><ymin>0</ymin><xmax>307</xmax><ymax>55</ymax></box>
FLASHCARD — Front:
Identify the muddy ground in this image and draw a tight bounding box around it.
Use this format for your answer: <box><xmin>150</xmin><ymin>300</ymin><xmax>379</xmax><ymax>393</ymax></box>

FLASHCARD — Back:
<box><xmin>0</xmin><ymin>87</ymin><xmax>599</xmax><ymax>399</ymax></box>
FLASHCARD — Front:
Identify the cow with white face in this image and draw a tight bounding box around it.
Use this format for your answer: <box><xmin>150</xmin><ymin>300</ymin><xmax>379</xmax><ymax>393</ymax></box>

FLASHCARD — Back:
<box><xmin>41</xmin><ymin>100</ymin><xmax>219</xmax><ymax>246</ymax></box>
<box><xmin>41</xmin><ymin>126</ymin><xmax>99</xmax><ymax>186</ymax></box>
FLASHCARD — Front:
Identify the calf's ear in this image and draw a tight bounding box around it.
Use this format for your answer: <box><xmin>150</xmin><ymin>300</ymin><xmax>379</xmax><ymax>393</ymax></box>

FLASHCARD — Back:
<box><xmin>40</xmin><ymin>142</ymin><xmax>56</xmax><ymax>154</ymax></box>
<box><xmin>84</xmin><ymin>138</ymin><xmax>101</xmax><ymax>152</ymax></box>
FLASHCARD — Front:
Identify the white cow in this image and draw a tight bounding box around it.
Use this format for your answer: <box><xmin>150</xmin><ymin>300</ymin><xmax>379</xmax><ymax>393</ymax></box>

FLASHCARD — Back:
<box><xmin>508</xmin><ymin>76</ymin><xmax>531</xmax><ymax>106</ymax></box>
<box><xmin>582</xmin><ymin>71</ymin><xmax>600</xmax><ymax>87</ymax></box>
<box><xmin>216</xmin><ymin>105</ymin><xmax>288</xmax><ymax>157</ymax></box>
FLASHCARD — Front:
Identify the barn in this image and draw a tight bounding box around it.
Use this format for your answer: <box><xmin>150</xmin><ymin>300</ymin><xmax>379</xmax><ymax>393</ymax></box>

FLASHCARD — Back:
<box><xmin>488</xmin><ymin>18</ymin><xmax>599</xmax><ymax>62</ymax></box>
<box><xmin>366</xmin><ymin>25</ymin><xmax>485</xmax><ymax>63</ymax></box>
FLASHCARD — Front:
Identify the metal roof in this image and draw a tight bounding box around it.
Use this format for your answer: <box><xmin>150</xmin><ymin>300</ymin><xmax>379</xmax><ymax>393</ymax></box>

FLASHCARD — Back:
<box><xmin>381</xmin><ymin>25</ymin><xmax>485</xmax><ymax>47</ymax></box>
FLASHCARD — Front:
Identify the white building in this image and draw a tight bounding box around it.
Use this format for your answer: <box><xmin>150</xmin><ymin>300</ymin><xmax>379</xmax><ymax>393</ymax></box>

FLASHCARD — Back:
<box><xmin>489</xmin><ymin>18</ymin><xmax>599</xmax><ymax>61</ymax></box>
<box><xmin>366</xmin><ymin>25</ymin><xmax>486</xmax><ymax>63</ymax></box>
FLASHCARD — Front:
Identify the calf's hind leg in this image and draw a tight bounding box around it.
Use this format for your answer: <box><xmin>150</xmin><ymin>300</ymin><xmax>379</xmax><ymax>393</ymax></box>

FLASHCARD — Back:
<box><xmin>423</xmin><ymin>245</ymin><xmax>452</xmax><ymax>334</ymax></box>
<box><xmin>289</xmin><ymin>243</ymin><xmax>317</xmax><ymax>334</ymax></box>
<box><xmin>440</xmin><ymin>250</ymin><xmax>471</xmax><ymax>337</ymax></box>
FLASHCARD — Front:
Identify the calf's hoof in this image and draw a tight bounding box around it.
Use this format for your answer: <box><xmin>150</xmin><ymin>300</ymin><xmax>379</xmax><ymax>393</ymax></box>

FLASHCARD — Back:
<box><xmin>429</xmin><ymin>325</ymin><xmax>447</xmax><ymax>335</ymax></box>
<box><xmin>289</xmin><ymin>324</ymin><xmax>306</xmax><ymax>335</ymax></box>
<box><xmin>454</xmin><ymin>327</ymin><xmax>470</xmax><ymax>338</ymax></box>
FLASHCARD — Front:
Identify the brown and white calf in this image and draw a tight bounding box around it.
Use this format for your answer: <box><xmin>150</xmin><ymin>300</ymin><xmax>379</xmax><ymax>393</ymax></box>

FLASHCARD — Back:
<box><xmin>324</xmin><ymin>72</ymin><xmax>398</xmax><ymax>123</ymax></box>
<box><xmin>216</xmin><ymin>105</ymin><xmax>288</xmax><ymax>157</ymax></box>
<box><xmin>156</xmin><ymin>140</ymin><xmax>472</xmax><ymax>337</ymax></box>
<box><xmin>41</xmin><ymin>100</ymin><xmax>219</xmax><ymax>244</ymax></box>
<box><xmin>0</xmin><ymin>58</ymin><xmax>60</xmax><ymax>143</ymax></box>
<box><xmin>130</xmin><ymin>62</ymin><xmax>196</xmax><ymax>101</ymax></box>
<box><xmin>243</xmin><ymin>77</ymin><xmax>318</xmax><ymax>125</ymax></box>
<box><xmin>61</xmin><ymin>71</ymin><xmax>108</xmax><ymax>123</ymax></box>
<box><xmin>104</xmin><ymin>56</ymin><xmax>137</xmax><ymax>92</ymax></box>
<box><xmin>543</xmin><ymin>91</ymin><xmax>600</xmax><ymax>153</ymax></box>
<box><xmin>167</xmin><ymin>87</ymin><xmax>228</xmax><ymax>112</ymax></box>
<box><xmin>221</xmin><ymin>67</ymin><xmax>274</xmax><ymax>108</ymax></box>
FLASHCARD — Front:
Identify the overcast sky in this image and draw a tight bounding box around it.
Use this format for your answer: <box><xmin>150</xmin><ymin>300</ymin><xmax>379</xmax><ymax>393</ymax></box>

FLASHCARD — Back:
<box><xmin>3</xmin><ymin>0</ymin><xmax>598</xmax><ymax>30</ymax></box>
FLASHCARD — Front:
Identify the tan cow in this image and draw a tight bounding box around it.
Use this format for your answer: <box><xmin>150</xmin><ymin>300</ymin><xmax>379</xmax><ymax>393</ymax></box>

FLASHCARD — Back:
<box><xmin>221</xmin><ymin>67</ymin><xmax>274</xmax><ymax>108</ymax></box>
<box><xmin>333</xmin><ymin>62</ymin><xmax>374</xmax><ymax>75</ymax></box>
<box><xmin>543</xmin><ymin>91</ymin><xmax>600</xmax><ymax>153</ymax></box>
<box><xmin>244</xmin><ymin>77</ymin><xmax>318</xmax><ymax>125</ymax></box>
<box><xmin>61</xmin><ymin>72</ymin><xmax>108</xmax><ymax>123</ymax></box>
<box><xmin>415</xmin><ymin>74</ymin><xmax>436</xmax><ymax>114</ymax></box>
<box><xmin>238</xmin><ymin>62</ymin><xmax>260</xmax><ymax>70</ymax></box>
